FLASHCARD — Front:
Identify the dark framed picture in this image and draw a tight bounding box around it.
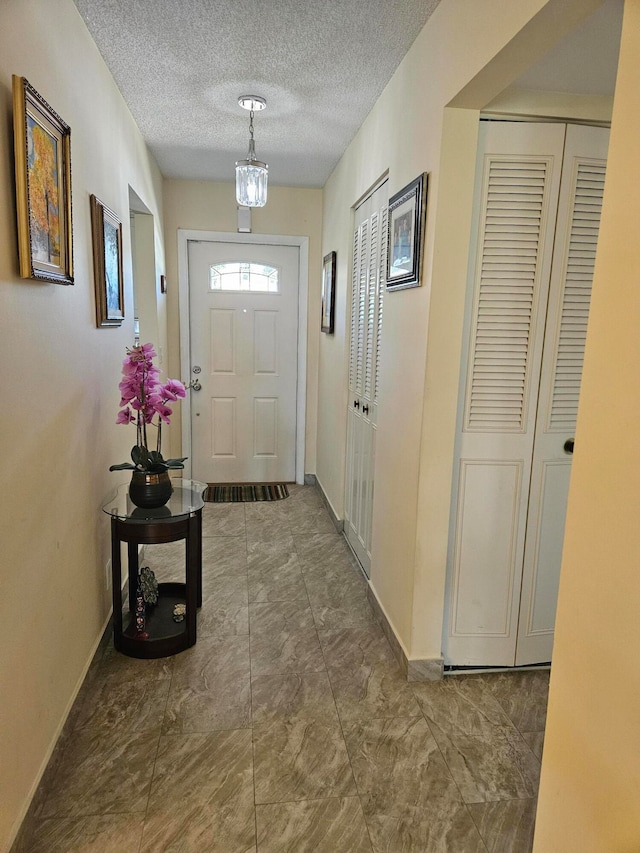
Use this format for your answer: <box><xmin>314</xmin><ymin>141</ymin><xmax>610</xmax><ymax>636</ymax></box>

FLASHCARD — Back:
<box><xmin>386</xmin><ymin>173</ymin><xmax>428</xmax><ymax>291</ymax></box>
<box><xmin>321</xmin><ymin>250</ymin><xmax>336</xmax><ymax>333</ymax></box>
<box><xmin>12</xmin><ymin>75</ymin><xmax>73</xmax><ymax>285</ymax></box>
<box><xmin>90</xmin><ymin>195</ymin><xmax>124</xmax><ymax>327</ymax></box>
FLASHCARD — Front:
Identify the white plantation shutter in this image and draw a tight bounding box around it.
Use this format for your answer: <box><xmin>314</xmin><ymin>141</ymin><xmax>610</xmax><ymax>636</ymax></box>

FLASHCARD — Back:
<box><xmin>548</xmin><ymin>161</ymin><xmax>606</xmax><ymax>430</ymax></box>
<box><xmin>364</xmin><ymin>211</ymin><xmax>379</xmax><ymax>399</ymax></box>
<box><xmin>349</xmin><ymin>221</ymin><xmax>366</xmax><ymax>393</ymax></box>
<box><xmin>374</xmin><ymin>205</ymin><xmax>387</xmax><ymax>404</ymax></box>
<box><xmin>349</xmin><ymin>207</ymin><xmax>386</xmax><ymax>404</ymax></box>
<box><xmin>465</xmin><ymin>158</ymin><xmax>551</xmax><ymax>432</ymax></box>
<box><xmin>355</xmin><ymin>222</ymin><xmax>368</xmax><ymax>396</ymax></box>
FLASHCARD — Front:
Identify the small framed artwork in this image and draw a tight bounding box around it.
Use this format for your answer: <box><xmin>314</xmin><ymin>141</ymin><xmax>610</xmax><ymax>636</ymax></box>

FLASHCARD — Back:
<box><xmin>90</xmin><ymin>194</ymin><xmax>124</xmax><ymax>327</ymax></box>
<box><xmin>321</xmin><ymin>251</ymin><xmax>336</xmax><ymax>333</ymax></box>
<box><xmin>12</xmin><ymin>75</ymin><xmax>74</xmax><ymax>285</ymax></box>
<box><xmin>386</xmin><ymin>172</ymin><xmax>428</xmax><ymax>291</ymax></box>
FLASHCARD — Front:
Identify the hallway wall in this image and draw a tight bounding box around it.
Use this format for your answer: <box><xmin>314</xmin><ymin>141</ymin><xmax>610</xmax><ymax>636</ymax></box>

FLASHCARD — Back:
<box><xmin>0</xmin><ymin>1</ymin><xmax>165</xmax><ymax>849</ymax></box>
<box><xmin>534</xmin><ymin>1</ymin><xmax>640</xmax><ymax>848</ymax></box>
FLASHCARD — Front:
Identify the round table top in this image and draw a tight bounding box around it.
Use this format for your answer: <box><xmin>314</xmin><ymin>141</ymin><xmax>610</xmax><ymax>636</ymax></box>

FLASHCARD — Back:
<box><xmin>101</xmin><ymin>478</ymin><xmax>207</xmax><ymax>521</ymax></box>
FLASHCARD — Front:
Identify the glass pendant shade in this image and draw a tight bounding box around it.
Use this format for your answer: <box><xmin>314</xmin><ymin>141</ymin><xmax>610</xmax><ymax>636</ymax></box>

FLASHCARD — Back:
<box><xmin>235</xmin><ymin>158</ymin><xmax>268</xmax><ymax>207</ymax></box>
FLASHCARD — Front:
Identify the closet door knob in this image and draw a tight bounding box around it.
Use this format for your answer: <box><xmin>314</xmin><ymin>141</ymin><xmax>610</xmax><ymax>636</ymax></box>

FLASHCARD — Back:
<box><xmin>563</xmin><ymin>438</ymin><xmax>574</xmax><ymax>454</ymax></box>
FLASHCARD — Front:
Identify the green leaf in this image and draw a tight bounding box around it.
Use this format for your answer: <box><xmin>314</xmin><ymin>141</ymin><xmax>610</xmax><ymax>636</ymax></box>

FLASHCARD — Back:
<box><xmin>131</xmin><ymin>445</ymin><xmax>151</xmax><ymax>468</ymax></box>
<box><xmin>109</xmin><ymin>462</ymin><xmax>136</xmax><ymax>471</ymax></box>
<box><xmin>165</xmin><ymin>457</ymin><xmax>188</xmax><ymax>468</ymax></box>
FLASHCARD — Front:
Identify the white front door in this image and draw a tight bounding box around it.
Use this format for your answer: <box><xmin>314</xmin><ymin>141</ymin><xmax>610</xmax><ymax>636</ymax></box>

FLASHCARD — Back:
<box><xmin>187</xmin><ymin>240</ymin><xmax>299</xmax><ymax>483</ymax></box>
<box><xmin>444</xmin><ymin>121</ymin><xmax>608</xmax><ymax>667</ymax></box>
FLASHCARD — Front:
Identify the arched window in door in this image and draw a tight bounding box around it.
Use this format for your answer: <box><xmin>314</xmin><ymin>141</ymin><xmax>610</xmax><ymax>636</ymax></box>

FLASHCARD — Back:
<box><xmin>209</xmin><ymin>262</ymin><xmax>279</xmax><ymax>293</ymax></box>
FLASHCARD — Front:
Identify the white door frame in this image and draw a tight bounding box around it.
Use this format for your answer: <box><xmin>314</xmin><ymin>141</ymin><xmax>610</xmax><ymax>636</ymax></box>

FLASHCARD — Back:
<box><xmin>177</xmin><ymin>229</ymin><xmax>309</xmax><ymax>485</ymax></box>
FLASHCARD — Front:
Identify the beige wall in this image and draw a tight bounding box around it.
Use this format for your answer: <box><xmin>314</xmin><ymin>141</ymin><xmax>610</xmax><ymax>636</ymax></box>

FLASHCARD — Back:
<box><xmin>317</xmin><ymin>0</ymin><xmax>599</xmax><ymax>657</ymax></box>
<box><xmin>0</xmin><ymin>1</ymin><xmax>166</xmax><ymax>849</ymax></box>
<box><xmin>162</xmin><ymin>180</ymin><xmax>323</xmax><ymax>473</ymax></box>
<box><xmin>534</xmin><ymin>1</ymin><xmax>640</xmax><ymax>848</ymax></box>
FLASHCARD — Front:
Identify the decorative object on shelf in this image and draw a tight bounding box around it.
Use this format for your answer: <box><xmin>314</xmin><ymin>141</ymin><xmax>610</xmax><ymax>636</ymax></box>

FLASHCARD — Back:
<box><xmin>128</xmin><ymin>471</ymin><xmax>173</xmax><ymax>509</ymax></box>
<box><xmin>235</xmin><ymin>95</ymin><xmax>268</xmax><ymax>208</ymax></box>
<box><xmin>386</xmin><ymin>172</ymin><xmax>429</xmax><ymax>291</ymax></box>
<box><xmin>173</xmin><ymin>603</ymin><xmax>186</xmax><ymax>622</ymax></box>
<box><xmin>12</xmin><ymin>75</ymin><xmax>73</xmax><ymax>285</ymax></box>
<box><xmin>109</xmin><ymin>342</ymin><xmax>188</xmax><ymax>508</ymax></box>
<box><xmin>90</xmin><ymin>194</ymin><xmax>124</xmax><ymax>327</ymax></box>
<box><xmin>139</xmin><ymin>566</ymin><xmax>159</xmax><ymax>605</ymax></box>
<box><xmin>134</xmin><ymin>579</ymin><xmax>149</xmax><ymax>639</ymax></box>
<box><xmin>321</xmin><ymin>251</ymin><xmax>336</xmax><ymax>333</ymax></box>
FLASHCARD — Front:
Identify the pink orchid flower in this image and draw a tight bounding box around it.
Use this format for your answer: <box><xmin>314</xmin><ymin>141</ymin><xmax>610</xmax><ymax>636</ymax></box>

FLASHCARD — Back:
<box><xmin>113</xmin><ymin>343</ymin><xmax>188</xmax><ymax>471</ymax></box>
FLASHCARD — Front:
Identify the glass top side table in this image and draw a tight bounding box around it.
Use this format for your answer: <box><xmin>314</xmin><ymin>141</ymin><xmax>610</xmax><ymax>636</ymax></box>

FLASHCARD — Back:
<box><xmin>101</xmin><ymin>479</ymin><xmax>207</xmax><ymax>659</ymax></box>
<box><xmin>101</xmin><ymin>478</ymin><xmax>206</xmax><ymax>521</ymax></box>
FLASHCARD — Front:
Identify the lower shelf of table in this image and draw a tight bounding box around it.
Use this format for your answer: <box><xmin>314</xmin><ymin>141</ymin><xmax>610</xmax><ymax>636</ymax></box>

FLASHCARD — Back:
<box><xmin>115</xmin><ymin>581</ymin><xmax>196</xmax><ymax>659</ymax></box>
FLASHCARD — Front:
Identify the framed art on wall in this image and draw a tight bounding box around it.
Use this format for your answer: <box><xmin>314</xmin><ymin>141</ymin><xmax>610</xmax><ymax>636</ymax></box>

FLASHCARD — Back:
<box><xmin>12</xmin><ymin>75</ymin><xmax>74</xmax><ymax>285</ymax></box>
<box><xmin>386</xmin><ymin>172</ymin><xmax>428</xmax><ymax>291</ymax></box>
<box><xmin>90</xmin><ymin>194</ymin><xmax>124</xmax><ymax>327</ymax></box>
<box><xmin>321</xmin><ymin>250</ymin><xmax>336</xmax><ymax>333</ymax></box>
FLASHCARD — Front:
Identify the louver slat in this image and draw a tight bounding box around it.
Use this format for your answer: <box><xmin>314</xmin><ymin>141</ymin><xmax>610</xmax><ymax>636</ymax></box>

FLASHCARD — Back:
<box><xmin>349</xmin><ymin>223</ymin><xmax>363</xmax><ymax>392</ymax></box>
<box><xmin>355</xmin><ymin>221</ymin><xmax>368</xmax><ymax>396</ymax></box>
<box><xmin>374</xmin><ymin>205</ymin><xmax>387</xmax><ymax>403</ymax></box>
<box><xmin>364</xmin><ymin>212</ymin><xmax>379</xmax><ymax>399</ymax></box>
<box><xmin>466</xmin><ymin>159</ymin><xmax>548</xmax><ymax>431</ymax></box>
<box><xmin>548</xmin><ymin>162</ymin><xmax>606</xmax><ymax>428</ymax></box>
<box><xmin>350</xmin><ymin>221</ymin><xmax>368</xmax><ymax>394</ymax></box>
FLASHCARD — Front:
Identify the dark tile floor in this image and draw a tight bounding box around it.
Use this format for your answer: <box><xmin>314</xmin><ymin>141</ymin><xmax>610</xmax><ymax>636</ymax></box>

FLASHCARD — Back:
<box><xmin>13</xmin><ymin>485</ymin><xmax>549</xmax><ymax>852</ymax></box>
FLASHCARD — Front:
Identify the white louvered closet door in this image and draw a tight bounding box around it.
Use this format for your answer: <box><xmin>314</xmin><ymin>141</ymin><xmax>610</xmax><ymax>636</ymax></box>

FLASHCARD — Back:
<box><xmin>445</xmin><ymin>121</ymin><xmax>608</xmax><ymax>667</ymax></box>
<box><xmin>516</xmin><ymin>124</ymin><xmax>609</xmax><ymax>665</ymax></box>
<box><xmin>345</xmin><ymin>181</ymin><xmax>388</xmax><ymax>575</ymax></box>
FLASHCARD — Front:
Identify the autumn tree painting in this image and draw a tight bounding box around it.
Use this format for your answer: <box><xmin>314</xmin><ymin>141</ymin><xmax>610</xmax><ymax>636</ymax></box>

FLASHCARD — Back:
<box><xmin>27</xmin><ymin>116</ymin><xmax>60</xmax><ymax>265</ymax></box>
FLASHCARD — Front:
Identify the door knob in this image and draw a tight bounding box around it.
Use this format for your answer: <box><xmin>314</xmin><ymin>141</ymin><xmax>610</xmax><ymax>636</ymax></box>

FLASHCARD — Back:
<box><xmin>362</xmin><ymin>405</ymin><xmax>369</xmax><ymax>415</ymax></box>
<box><xmin>563</xmin><ymin>438</ymin><xmax>574</xmax><ymax>454</ymax></box>
<box><xmin>191</xmin><ymin>380</ymin><xmax>202</xmax><ymax>392</ymax></box>
<box><xmin>354</xmin><ymin>400</ymin><xmax>360</xmax><ymax>409</ymax></box>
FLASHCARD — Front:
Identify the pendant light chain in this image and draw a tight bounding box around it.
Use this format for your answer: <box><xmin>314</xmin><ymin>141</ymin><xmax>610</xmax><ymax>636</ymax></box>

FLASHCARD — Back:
<box><xmin>247</xmin><ymin>109</ymin><xmax>256</xmax><ymax>160</ymax></box>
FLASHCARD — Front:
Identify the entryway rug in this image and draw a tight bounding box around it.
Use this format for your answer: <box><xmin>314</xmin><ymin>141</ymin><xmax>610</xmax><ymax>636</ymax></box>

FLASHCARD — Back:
<box><xmin>205</xmin><ymin>484</ymin><xmax>289</xmax><ymax>502</ymax></box>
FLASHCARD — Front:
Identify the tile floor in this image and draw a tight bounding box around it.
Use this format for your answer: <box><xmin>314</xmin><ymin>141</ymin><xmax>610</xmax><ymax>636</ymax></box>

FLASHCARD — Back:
<box><xmin>14</xmin><ymin>485</ymin><xmax>549</xmax><ymax>852</ymax></box>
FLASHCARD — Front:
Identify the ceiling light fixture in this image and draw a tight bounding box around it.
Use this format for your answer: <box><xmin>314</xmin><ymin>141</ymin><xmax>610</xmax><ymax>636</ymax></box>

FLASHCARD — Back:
<box><xmin>235</xmin><ymin>95</ymin><xmax>268</xmax><ymax>208</ymax></box>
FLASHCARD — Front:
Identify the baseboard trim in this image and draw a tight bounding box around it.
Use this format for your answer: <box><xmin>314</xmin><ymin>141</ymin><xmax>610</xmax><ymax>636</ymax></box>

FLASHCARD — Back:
<box><xmin>366</xmin><ymin>585</ymin><xmax>443</xmax><ymax>682</ymax></box>
<box><xmin>314</xmin><ymin>477</ymin><xmax>344</xmax><ymax>533</ymax></box>
<box><xmin>299</xmin><ymin>477</ymin><xmax>441</xmax><ymax>682</ymax></box>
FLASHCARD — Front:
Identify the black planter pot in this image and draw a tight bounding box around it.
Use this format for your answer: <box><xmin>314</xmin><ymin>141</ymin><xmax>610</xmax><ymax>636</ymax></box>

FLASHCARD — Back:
<box><xmin>129</xmin><ymin>471</ymin><xmax>173</xmax><ymax>508</ymax></box>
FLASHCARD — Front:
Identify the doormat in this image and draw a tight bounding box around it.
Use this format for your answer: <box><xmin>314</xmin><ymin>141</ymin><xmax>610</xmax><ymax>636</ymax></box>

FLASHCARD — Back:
<box><xmin>205</xmin><ymin>484</ymin><xmax>289</xmax><ymax>503</ymax></box>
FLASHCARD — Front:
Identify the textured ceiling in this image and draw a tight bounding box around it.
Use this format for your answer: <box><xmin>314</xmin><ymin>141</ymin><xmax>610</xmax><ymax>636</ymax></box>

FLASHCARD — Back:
<box><xmin>72</xmin><ymin>0</ymin><xmax>441</xmax><ymax>187</ymax></box>
<box><xmin>72</xmin><ymin>0</ymin><xmax>623</xmax><ymax>189</ymax></box>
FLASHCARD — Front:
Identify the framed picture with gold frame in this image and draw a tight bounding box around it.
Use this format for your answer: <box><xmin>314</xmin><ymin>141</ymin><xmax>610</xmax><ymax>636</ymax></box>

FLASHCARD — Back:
<box><xmin>12</xmin><ymin>75</ymin><xmax>73</xmax><ymax>285</ymax></box>
<box><xmin>90</xmin><ymin>195</ymin><xmax>124</xmax><ymax>327</ymax></box>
